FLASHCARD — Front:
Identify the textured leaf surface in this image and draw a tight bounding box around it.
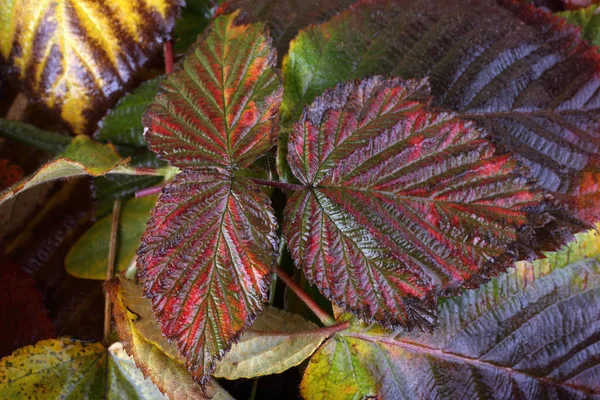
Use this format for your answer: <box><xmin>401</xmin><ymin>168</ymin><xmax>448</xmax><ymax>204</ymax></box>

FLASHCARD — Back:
<box><xmin>143</xmin><ymin>10</ymin><xmax>283</xmax><ymax>171</ymax></box>
<box><xmin>283</xmin><ymin>0</ymin><xmax>600</xmax><ymax>224</ymax></box>
<box><xmin>0</xmin><ymin>136</ymin><xmax>131</xmax><ymax>206</ymax></box>
<box><xmin>558</xmin><ymin>4</ymin><xmax>600</xmax><ymax>47</ymax></box>
<box><xmin>137</xmin><ymin>170</ymin><xmax>278</xmax><ymax>384</ymax></box>
<box><xmin>214</xmin><ymin>306</ymin><xmax>327</xmax><ymax>379</ymax></box>
<box><xmin>0</xmin><ymin>0</ymin><xmax>180</xmax><ymax>134</ymax></box>
<box><xmin>0</xmin><ymin>339</ymin><xmax>105</xmax><ymax>399</ymax></box>
<box><xmin>66</xmin><ymin>196</ymin><xmax>157</xmax><ymax>280</ymax></box>
<box><xmin>301</xmin><ymin>226</ymin><xmax>600</xmax><ymax>400</ymax></box>
<box><xmin>106</xmin><ymin>276</ymin><xmax>235</xmax><ymax>400</ymax></box>
<box><xmin>284</xmin><ymin>76</ymin><xmax>583</xmax><ymax>329</ymax></box>
<box><xmin>96</xmin><ymin>78</ymin><xmax>163</xmax><ymax>148</ymax></box>
<box><xmin>226</xmin><ymin>0</ymin><xmax>356</xmax><ymax>60</ymax></box>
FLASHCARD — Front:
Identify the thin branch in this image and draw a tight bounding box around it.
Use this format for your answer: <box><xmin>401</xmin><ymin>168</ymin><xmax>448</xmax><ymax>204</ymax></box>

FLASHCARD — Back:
<box><xmin>103</xmin><ymin>199</ymin><xmax>122</xmax><ymax>345</ymax></box>
<box><xmin>248</xmin><ymin>178</ymin><xmax>305</xmax><ymax>191</ymax></box>
<box><xmin>275</xmin><ymin>267</ymin><xmax>336</xmax><ymax>326</ymax></box>
<box><xmin>164</xmin><ymin>41</ymin><xmax>174</xmax><ymax>74</ymax></box>
<box><xmin>135</xmin><ymin>185</ymin><xmax>163</xmax><ymax>198</ymax></box>
<box><xmin>251</xmin><ymin>321</ymin><xmax>350</xmax><ymax>338</ymax></box>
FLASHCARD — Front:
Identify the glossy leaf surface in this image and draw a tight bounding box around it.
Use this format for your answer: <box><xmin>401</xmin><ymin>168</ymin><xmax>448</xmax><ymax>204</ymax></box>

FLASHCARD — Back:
<box><xmin>227</xmin><ymin>0</ymin><xmax>356</xmax><ymax>60</ymax></box>
<box><xmin>0</xmin><ymin>0</ymin><xmax>180</xmax><ymax>134</ymax></box>
<box><xmin>106</xmin><ymin>277</ymin><xmax>234</xmax><ymax>400</ymax></box>
<box><xmin>137</xmin><ymin>170</ymin><xmax>278</xmax><ymax>384</ymax></box>
<box><xmin>143</xmin><ymin>10</ymin><xmax>283</xmax><ymax>171</ymax></box>
<box><xmin>301</xmin><ymin>226</ymin><xmax>600</xmax><ymax>399</ymax></box>
<box><xmin>283</xmin><ymin>0</ymin><xmax>600</xmax><ymax>224</ymax></box>
<box><xmin>66</xmin><ymin>196</ymin><xmax>156</xmax><ymax>280</ymax></box>
<box><xmin>284</xmin><ymin>76</ymin><xmax>583</xmax><ymax>329</ymax></box>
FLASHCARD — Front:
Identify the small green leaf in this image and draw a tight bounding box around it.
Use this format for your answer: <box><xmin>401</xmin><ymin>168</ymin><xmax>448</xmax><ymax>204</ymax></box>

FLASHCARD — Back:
<box><xmin>301</xmin><ymin>226</ymin><xmax>600</xmax><ymax>399</ymax></box>
<box><xmin>0</xmin><ymin>338</ymin><xmax>105</xmax><ymax>399</ymax></box>
<box><xmin>96</xmin><ymin>78</ymin><xmax>163</xmax><ymax>148</ymax></box>
<box><xmin>214</xmin><ymin>306</ymin><xmax>328</xmax><ymax>379</ymax></box>
<box><xmin>66</xmin><ymin>196</ymin><xmax>157</xmax><ymax>280</ymax></box>
<box><xmin>0</xmin><ymin>119</ymin><xmax>71</xmax><ymax>154</ymax></box>
<box><xmin>558</xmin><ymin>5</ymin><xmax>600</xmax><ymax>47</ymax></box>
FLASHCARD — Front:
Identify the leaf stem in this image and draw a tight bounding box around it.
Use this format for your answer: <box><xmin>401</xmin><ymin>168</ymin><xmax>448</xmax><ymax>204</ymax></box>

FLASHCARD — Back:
<box><xmin>164</xmin><ymin>41</ymin><xmax>174</xmax><ymax>74</ymax></box>
<box><xmin>103</xmin><ymin>199</ymin><xmax>122</xmax><ymax>345</ymax></box>
<box><xmin>248</xmin><ymin>178</ymin><xmax>305</xmax><ymax>191</ymax></box>
<box><xmin>135</xmin><ymin>185</ymin><xmax>163</xmax><ymax>198</ymax></box>
<box><xmin>275</xmin><ymin>267</ymin><xmax>336</xmax><ymax>326</ymax></box>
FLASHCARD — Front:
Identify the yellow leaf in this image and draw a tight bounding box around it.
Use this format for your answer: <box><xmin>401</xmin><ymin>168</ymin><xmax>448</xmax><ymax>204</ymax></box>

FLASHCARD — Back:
<box><xmin>0</xmin><ymin>0</ymin><xmax>181</xmax><ymax>134</ymax></box>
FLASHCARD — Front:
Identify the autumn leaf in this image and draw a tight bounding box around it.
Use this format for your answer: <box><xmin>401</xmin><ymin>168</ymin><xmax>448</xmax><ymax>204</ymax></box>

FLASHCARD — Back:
<box><xmin>283</xmin><ymin>76</ymin><xmax>584</xmax><ymax>329</ymax></box>
<box><xmin>0</xmin><ymin>0</ymin><xmax>181</xmax><ymax>134</ymax></box>
<box><xmin>137</xmin><ymin>10</ymin><xmax>283</xmax><ymax>386</ymax></box>
<box><xmin>0</xmin><ymin>338</ymin><xmax>176</xmax><ymax>399</ymax></box>
<box><xmin>143</xmin><ymin>10</ymin><xmax>283</xmax><ymax>171</ymax></box>
<box><xmin>282</xmin><ymin>0</ymin><xmax>600</xmax><ymax>225</ymax></box>
<box><xmin>106</xmin><ymin>277</ymin><xmax>234</xmax><ymax>400</ymax></box>
<box><xmin>301</xmin><ymin>226</ymin><xmax>600</xmax><ymax>399</ymax></box>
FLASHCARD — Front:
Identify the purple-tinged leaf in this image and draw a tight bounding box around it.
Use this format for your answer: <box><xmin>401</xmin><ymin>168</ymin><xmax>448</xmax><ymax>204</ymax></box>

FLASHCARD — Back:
<box><xmin>284</xmin><ymin>76</ymin><xmax>584</xmax><ymax>329</ymax></box>
<box><xmin>137</xmin><ymin>170</ymin><xmax>278</xmax><ymax>384</ymax></box>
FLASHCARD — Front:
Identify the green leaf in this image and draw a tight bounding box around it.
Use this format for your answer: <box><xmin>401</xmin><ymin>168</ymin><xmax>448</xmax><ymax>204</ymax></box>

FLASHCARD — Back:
<box><xmin>96</xmin><ymin>78</ymin><xmax>163</xmax><ymax>148</ymax></box>
<box><xmin>558</xmin><ymin>5</ymin><xmax>600</xmax><ymax>47</ymax></box>
<box><xmin>0</xmin><ymin>119</ymin><xmax>71</xmax><ymax>154</ymax></box>
<box><xmin>284</xmin><ymin>76</ymin><xmax>584</xmax><ymax>329</ymax></box>
<box><xmin>0</xmin><ymin>339</ymin><xmax>105</xmax><ymax>399</ymax></box>
<box><xmin>214</xmin><ymin>306</ymin><xmax>328</xmax><ymax>379</ymax></box>
<box><xmin>65</xmin><ymin>195</ymin><xmax>157</xmax><ymax>280</ymax></box>
<box><xmin>106</xmin><ymin>277</ymin><xmax>235</xmax><ymax>400</ymax></box>
<box><xmin>282</xmin><ymin>0</ymin><xmax>600</xmax><ymax>225</ymax></box>
<box><xmin>173</xmin><ymin>0</ymin><xmax>218</xmax><ymax>53</ymax></box>
<box><xmin>301</xmin><ymin>226</ymin><xmax>600</xmax><ymax>399</ymax></box>
<box><xmin>0</xmin><ymin>136</ymin><xmax>133</xmax><ymax>206</ymax></box>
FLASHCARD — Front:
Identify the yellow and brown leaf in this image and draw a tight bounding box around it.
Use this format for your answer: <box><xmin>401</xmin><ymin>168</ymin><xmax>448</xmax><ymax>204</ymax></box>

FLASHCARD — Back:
<box><xmin>0</xmin><ymin>0</ymin><xmax>181</xmax><ymax>134</ymax></box>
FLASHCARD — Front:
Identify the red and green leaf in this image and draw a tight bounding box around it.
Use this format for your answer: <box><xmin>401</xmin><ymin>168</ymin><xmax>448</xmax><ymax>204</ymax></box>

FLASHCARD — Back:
<box><xmin>301</xmin><ymin>226</ymin><xmax>600</xmax><ymax>399</ymax></box>
<box><xmin>282</xmin><ymin>0</ymin><xmax>600</xmax><ymax>224</ymax></box>
<box><xmin>143</xmin><ymin>10</ymin><xmax>283</xmax><ymax>171</ymax></box>
<box><xmin>137</xmin><ymin>170</ymin><xmax>278</xmax><ymax>384</ymax></box>
<box><xmin>283</xmin><ymin>76</ymin><xmax>584</xmax><ymax>329</ymax></box>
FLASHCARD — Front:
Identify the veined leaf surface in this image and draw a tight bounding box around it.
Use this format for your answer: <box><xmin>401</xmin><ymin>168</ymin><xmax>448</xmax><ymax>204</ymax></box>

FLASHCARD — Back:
<box><xmin>0</xmin><ymin>0</ymin><xmax>181</xmax><ymax>134</ymax></box>
<box><xmin>106</xmin><ymin>277</ymin><xmax>234</xmax><ymax>400</ymax></box>
<box><xmin>137</xmin><ymin>170</ymin><xmax>278</xmax><ymax>384</ymax></box>
<box><xmin>226</xmin><ymin>0</ymin><xmax>356</xmax><ymax>60</ymax></box>
<box><xmin>143</xmin><ymin>10</ymin><xmax>283</xmax><ymax>171</ymax></box>
<box><xmin>301</xmin><ymin>226</ymin><xmax>600</xmax><ymax>399</ymax></box>
<box><xmin>284</xmin><ymin>76</ymin><xmax>584</xmax><ymax>329</ymax></box>
<box><xmin>283</xmin><ymin>0</ymin><xmax>600</xmax><ymax>224</ymax></box>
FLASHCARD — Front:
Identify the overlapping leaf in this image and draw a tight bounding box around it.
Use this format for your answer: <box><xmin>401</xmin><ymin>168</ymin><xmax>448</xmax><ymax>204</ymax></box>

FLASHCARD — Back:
<box><xmin>143</xmin><ymin>10</ymin><xmax>283</xmax><ymax>171</ymax></box>
<box><xmin>284</xmin><ymin>76</ymin><xmax>584</xmax><ymax>329</ymax></box>
<box><xmin>137</xmin><ymin>170</ymin><xmax>278</xmax><ymax>384</ymax></box>
<box><xmin>226</xmin><ymin>0</ymin><xmax>356</xmax><ymax>60</ymax></box>
<box><xmin>0</xmin><ymin>0</ymin><xmax>181</xmax><ymax>134</ymax></box>
<box><xmin>106</xmin><ymin>277</ymin><xmax>234</xmax><ymax>400</ymax></box>
<box><xmin>282</xmin><ymin>0</ymin><xmax>600</xmax><ymax>224</ymax></box>
<box><xmin>66</xmin><ymin>196</ymin><xmax>157</xmax><ymax>280</ymax></box>
<box><xmin>301</xmin><ymin>226</ymin><xmax>600</xmax><ymax>399</ymax></box>
<box><xmin>558</xmin><ymin>4</ymin><xmax>600</xmax><ymax>47</ymax></box>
